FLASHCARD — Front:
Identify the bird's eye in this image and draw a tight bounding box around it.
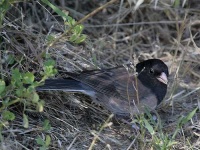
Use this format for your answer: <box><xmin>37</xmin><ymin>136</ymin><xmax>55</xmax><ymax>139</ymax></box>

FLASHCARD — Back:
<box><xmin>149</xmin><ymin>68</ymin><xmax>154</xmax><ymax>74</ymax></box>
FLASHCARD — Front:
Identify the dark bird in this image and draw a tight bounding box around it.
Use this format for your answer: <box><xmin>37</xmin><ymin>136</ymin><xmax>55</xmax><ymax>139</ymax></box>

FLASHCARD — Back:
<box><xmin>36</xmin><ymin>59</ymin><xmax>169</xmax><ymax>117</ymax></box>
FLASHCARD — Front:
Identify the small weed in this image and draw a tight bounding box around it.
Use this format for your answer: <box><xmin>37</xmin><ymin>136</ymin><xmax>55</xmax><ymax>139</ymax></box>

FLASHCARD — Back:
<box><xmin>134</xmin><ymin>107</ymin><xmax>198</xmax><ymax>149</ymax></box>
<box><xmin>0</xmin><ymin>59</ymin><xmax>57</xmax><ymax>130</ymax></box>
<box><xmin>36</xmin><ymin>135</ymin><xmax>51</xmax><ymax>150</ymax></box>
<box><xmin>41</xmin><ymin>0</ymin><xmax>86</xmax><ymax>46</ymax></box>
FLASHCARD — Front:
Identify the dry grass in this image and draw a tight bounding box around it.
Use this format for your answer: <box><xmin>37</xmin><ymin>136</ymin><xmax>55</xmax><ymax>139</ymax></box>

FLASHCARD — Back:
<box><xmin>1</xmin><ymin>0</ymin><xmax>200</xmax><ymax>149</ymax></box>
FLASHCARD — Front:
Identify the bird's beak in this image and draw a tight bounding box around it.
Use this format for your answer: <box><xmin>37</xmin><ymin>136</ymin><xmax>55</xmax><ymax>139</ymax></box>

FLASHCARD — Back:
<box><xmin>157</xmin><ymin>72</ymin><xmax>168</xmax><ymax>85</ymax></box>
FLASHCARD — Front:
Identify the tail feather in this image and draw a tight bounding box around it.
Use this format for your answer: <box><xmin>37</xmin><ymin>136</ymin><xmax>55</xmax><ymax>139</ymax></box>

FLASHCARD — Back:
<box><xmin>36</xmin><ymin>78</ymin><xmax>96</xmax><ymax>97</ymax></box>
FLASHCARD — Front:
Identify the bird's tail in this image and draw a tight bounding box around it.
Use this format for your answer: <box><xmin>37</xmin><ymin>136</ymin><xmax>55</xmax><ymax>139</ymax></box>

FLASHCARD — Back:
<box><xmin>36</xmin><ymin>78</ymin><xmax>96</xmax><ymax>96</ymax></box>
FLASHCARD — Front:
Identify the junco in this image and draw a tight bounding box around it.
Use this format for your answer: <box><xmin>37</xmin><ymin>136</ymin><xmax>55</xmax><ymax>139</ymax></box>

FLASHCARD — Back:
<box><xmin>36</xmin><ymin>59</ymin><xmax>169</xmax><ymax>117</ymax></box>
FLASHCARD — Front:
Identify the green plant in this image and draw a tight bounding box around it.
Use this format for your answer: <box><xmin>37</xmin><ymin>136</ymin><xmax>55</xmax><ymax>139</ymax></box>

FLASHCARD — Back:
<box><xmin>137</xmin><ymin>108</ymin><xmax>198</xmax><ymax>150</ymax></box>
<box><xmin>41</xmin><ymin>0</ymin><xmax>86</xmax><ymax>46</ymax></box>
<box><xmin>0</xmin><ymin>59</ymin><xmax>57</xmax><ymax>130</ymax></box>
<box><xmin>35</xmin><ymin>120</ymin><xmax>51</xmax><ymax>150</ymax></box>
<box><xmin>172</xmin><ymin>107</ymin><xmax>198</xmax><ymax>140</ymax></box>
<box><xmin>36</xmin><ymin>135</ymin><xmax>51</xmax><ymax>150</ymax></box>
<box><xmin>42</xmin><ymin>119</ymin><xmax>51</xmax><ymax>131</ymax></box>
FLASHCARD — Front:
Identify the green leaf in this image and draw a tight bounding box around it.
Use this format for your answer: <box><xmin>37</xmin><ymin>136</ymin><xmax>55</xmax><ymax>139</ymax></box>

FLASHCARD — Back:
<box><xmin>12</xmin><ymin>68</ymin><xmax>22</xmax><ymax>81</ymax></box>
<box><xmin>16</xmin><ymin>88</ymin><xmax>26</xmax><ymax>97</ymax></box>
<box><xmin>27</xmin><ymin>85</ymin><xmax>35</xmax><ymax>93</ymax></box>
<box><xmin>31</xmin><ymin>92</ymin><xmax>39</xmax><ymax>103</ymax></box>
<box><xmin>167</xmin><ymin>141</ymin><xmax>178</xmax><ymax>147</ymax></box>
<box><xmin>179</xmin><ymin>107</ymin><xmax>198</xmax><ymax>126</ymax></box>
<box><xmin>75</xmin><ymin>34</ymin><xmax>86</xmax><ymax>43</ymax></box>
<box><xmin>42</xmin><ymin>59</ymin><xmax>57</xmax><ymax>77</ymax></box>
<box><xmin>44</xmin><ymin>59</ymin><xmax>56</xmax><ymax>67</ymax></box>
<box><xmin>67</xmin><ymin>16</ymin><xmax>76</xmax><ymax>26</ymax></box>
<box><xmin>39</xmin><ymin>146</ymin><xmax>47</xmax><ymax>150</ymax></box>
<box><xmin>0</xmin><ymin>80</ymin><xmax>5</xmax><ymax>94</ymax></box>
<box><xmin>23</xmin><ymin>72</ymin><xmax>34</xmax><ymax>84</ymax></box>
<box><xmin>52</xmin><ymin>69</ymin><xmax>57</xmax><ymax>75</ymax></box>
<box><xmin>69</xmin><ymin>34</ymin><xmax>77</xmax><ymax>42</ymax></box>
<box><xmin>45</xmin><ymin>135</ymin><xmax>51</xmax><ymax>146</ymax></box>
<box><xmin>37</xmin><ymin>100</ymin><xmax>45</xmax><ymax>112</ymax></box>
<box><xmin>41</xmin><ymin>0</ymin><xmax>69</xmax><ymax>21</ymax></box>
<box><xmin>42</xmin><ymin>119</ymin><xmax>51</xmax><ymax>131</ymax></box>
<box><xmin>23</xmin><ymin>114</ymin><xmax>29</xmax><ymax>128</ymax></box>
<box><xmin>2</xmin><ymin>97</ymin><xmax>9</xmax><ymax>106</ymax></box>
<box><xmin>74</xmin><ymin>25</ymin><xmax>84</xmax><ymax>35</ymax></box>
<box><xmin>36</xmin><ymin>137</ymin><xmax>44</xmax><ymax>145</ymax></box>
<box><xmin>2</xmin><ymin>111</ymin><xmax>15</xmax><ymax>121</ymax></box>
<box><xmin>32</xmin><ymin>81</ymin><xmax>42</xmax><ymax>87</ymax></box>
<box><xmin>143</xmin><ymin>118</ymin><xmax>155</xmax><ymax>135</ymax></box>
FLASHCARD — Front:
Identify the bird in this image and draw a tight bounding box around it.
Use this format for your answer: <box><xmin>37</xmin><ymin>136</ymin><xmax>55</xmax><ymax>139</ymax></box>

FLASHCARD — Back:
<box><xmin>36</xmin><ymin>59</ymin><xmax>169</xmax><ymax>117</ymax></box>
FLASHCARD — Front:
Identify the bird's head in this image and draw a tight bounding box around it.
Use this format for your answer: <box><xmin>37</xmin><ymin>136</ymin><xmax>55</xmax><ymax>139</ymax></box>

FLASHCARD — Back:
<box><xmin>136</xmin><ymin>59</ymin><xmax>169</xmax><ymax>103</ymax></box>
<box><xmin>136</xmin><ymin>59</ymin><xmax>169</xmax><ymax>85</ymax></box>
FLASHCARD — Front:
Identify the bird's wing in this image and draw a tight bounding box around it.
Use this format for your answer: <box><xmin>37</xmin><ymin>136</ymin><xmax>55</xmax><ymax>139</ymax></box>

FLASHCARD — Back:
<box><xmin>67</xmin><ymin>66</ymin><xmax>158</xmax><ymax>116</ymax></box>
<box><xmin>67</xmin><ymin>66</ymin><xmax>129</xmax><ymax>97</ymax></box>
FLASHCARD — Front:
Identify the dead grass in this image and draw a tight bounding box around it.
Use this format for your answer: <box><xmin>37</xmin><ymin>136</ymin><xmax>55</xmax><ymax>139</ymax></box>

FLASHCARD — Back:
<box><xmin>1</xmin><ymin>0</ymin><xmax>200</xmax><ymax>149</ymax></box>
